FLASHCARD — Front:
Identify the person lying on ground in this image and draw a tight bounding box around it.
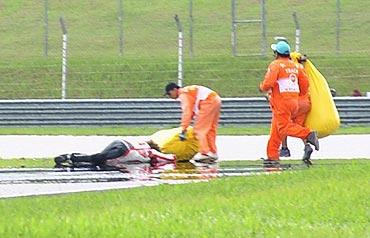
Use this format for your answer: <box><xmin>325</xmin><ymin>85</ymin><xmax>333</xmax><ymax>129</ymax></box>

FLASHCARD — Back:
<box><xmin>54</xmin><ymin>139</ymin><xmax>175</xmax><ymax>170</ymax></box>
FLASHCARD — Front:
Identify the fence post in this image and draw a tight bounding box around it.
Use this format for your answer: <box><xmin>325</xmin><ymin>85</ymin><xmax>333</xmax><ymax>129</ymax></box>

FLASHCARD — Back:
<box><xmin>292</xmin><ymin>12</ymin><xmax>301</xmax><ymax>52</ymax></box>
<box><xmin>336</xmin><ymin>0</ymin><xmax>341</xmax><ymax>54</ymax></box>
<box><xmin>43</xmin><ymin>0</ymin><xmax>49</xmax><ymax>57</ymax></box>
<box><xmin>260</xmin><ymin>0</ymin><xmax>267</xmax><ymax>56</ymax></box>
<box><xmin>117</xmin><ymin>0</ymin><xmax>124</xmax><ymax>56</ymax></box>
<box><xmin>189</xmin><ymin>0</ymin><xmax>193</xmax><ymax>57</ymax></box>
<box><xmin>59</xmin><ymin>17</ymin><xmax>68</xmax><ymax>100</ymax></box>
<box><xmin>231</xmin><ymin>0</ymin><xmax>237</xmax><ymax>56</ymax></box>
<box><xmin>174</xmin><ymin>15</ymin><xmax>184</xmax><ymax>87</ymax></box>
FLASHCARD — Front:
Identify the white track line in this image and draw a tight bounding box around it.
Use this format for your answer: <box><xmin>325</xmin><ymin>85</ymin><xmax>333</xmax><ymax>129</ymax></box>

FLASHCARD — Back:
<box><xmin>0</xmin><ymin>178</ymin><xmax>209</xmax><ymax>198</ymax></box>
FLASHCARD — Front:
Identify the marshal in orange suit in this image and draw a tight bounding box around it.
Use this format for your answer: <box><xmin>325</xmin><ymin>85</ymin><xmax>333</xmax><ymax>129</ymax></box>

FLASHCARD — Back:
<box><xmin>280</xmin><ymin>60</ymin><xmax>314</xmax><ymax>163</ymax></box>
<box><xmin>259</xmin><ymin>41</ymin><xmax>319</xmax><ymax>167</ymax></box>
<box><xmin>165</xmin><ymin>83</ymin><xmax>221</xmax><ymax>163</ymax></box>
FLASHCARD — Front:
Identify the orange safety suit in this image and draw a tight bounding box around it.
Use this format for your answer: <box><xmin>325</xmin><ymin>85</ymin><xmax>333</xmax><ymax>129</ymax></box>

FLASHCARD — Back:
<box><xmin>260</xmin><ymin>58</ymin><xmax>311</xmax><ymax>160</ymax></box>
<box><xmin>281</xmin><ymin>63</ymin><xmax>311</xmax><ymax>145</ymax></box>
<box><xmin>178</xmin><ymin>85</ymin><xmax>222</xmax><ymax>154</ymax></box>
<box><xmin>294</xmin><ymin>94</ymin><xmax>311</xmax><ymax>125</ymax></box>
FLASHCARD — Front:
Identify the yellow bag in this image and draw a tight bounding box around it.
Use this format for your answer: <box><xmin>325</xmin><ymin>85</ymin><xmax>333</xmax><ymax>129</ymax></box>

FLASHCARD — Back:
<box><xmin>291</xmin><ymin>52</ymin><xmax>341</xmax><ymax>138</ymax></box>
<box><xmin>150</xmin><ymin>127</ymin><xmax>199</xmax><ymax>161</ymax></box>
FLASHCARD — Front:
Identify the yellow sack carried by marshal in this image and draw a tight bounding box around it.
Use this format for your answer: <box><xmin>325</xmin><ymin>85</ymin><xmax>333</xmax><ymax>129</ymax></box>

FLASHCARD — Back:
<box><xmin>291</xmin><ymin>52</ymin><xmax>340</xmax><ymax>138</ymax></box>
<box><xmin>150</xmin><ymin>127</ymin><xmax>199</xmax><ymax>161</ymax></box>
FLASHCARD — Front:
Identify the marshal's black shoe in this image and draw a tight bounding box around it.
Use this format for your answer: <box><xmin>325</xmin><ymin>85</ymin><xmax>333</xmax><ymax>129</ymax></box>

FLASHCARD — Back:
<box><xmin>307</xmin><ymin>131</ymin><xmax>320</xmax><ymax>151</ymax></box>
<box><xmin>279</xmin><ymin>147</ymin><xmax>291</xmax><ymax>157</ymax></box>
<box><xmin>54</xmin><ymin>154</ymin><xmax>73</xmax><ymax>168</ymax></box>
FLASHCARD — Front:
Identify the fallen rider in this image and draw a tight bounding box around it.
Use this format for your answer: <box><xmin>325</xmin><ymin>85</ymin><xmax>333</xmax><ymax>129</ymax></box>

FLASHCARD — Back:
<box><xmin>54</xmin><ymin>139</ymin><xmax>176</xmax><ymax>170</ymax></box>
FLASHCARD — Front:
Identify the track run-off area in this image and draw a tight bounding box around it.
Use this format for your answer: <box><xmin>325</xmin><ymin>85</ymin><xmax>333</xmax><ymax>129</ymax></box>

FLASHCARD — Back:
<box><xmin>0</xmin><ymin>134</ymin><xmax>369</xmax><ymax>160</ymax></box>
<box><xmin>0</xmin><ymin>134</ymin><xmax>369</xmax><ymax>198</ymax></box>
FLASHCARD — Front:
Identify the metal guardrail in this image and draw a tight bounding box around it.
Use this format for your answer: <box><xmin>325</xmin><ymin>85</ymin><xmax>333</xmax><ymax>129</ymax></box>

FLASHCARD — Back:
<box><xmin>0</xmin><ymin>97</ymin><xmax>369</xmax><ymax>126</ymax></box>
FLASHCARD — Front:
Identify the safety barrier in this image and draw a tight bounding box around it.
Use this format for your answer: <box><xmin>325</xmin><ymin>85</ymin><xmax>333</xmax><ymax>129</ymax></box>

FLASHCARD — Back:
<box><xmin>0</xmin><ymin>97</ymin><xmax>368</xmax><ymax>126</ymax></box>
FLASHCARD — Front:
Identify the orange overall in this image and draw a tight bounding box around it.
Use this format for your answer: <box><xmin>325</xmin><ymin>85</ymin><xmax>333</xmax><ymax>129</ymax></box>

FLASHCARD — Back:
<box><xmin>178</xmin><ymin>85</ymin><xmax>222</xmax><ymax>154</ymax></box>
<box><xmin>282</xmin><ymin>63</ymin><xmax>311</xmax><ymax>144</ymax></box>
<box><xmin>294</xmin><ymin>95</ymin><xmax>311</xmax><ymax>125</ymax></box>
<box><xmin>260</xmin><ymin>58</ymin><xmax>311</xmax><ymax>160</ymax></box>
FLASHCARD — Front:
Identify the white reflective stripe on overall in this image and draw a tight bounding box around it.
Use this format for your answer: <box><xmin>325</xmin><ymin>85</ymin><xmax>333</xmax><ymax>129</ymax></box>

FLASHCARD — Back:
<box><xmin>117</xmin><ymin>140</ymin><xmax>151</xmax><ymax>163</ymax></box>
<box><xmin>120</xmin><ymin>139</ymin><xmax>133</xmax><ymax>151</ymax></box>
<box><xmin>277</xmin><ymin>77</ymin><xmax>300</xmax><ymax>93</ymax></box>
<box><xmin>119</xmin><ymin>150</ymin><xmax>151</xmax><ymax>163</ymax></box>
<box><xmin>150</xmin><ymin>150</ymin><xmax>176</xmax><ymax>162</ymax></box>
<box><xmin>194</xmin><ymin>86</ymin><xmax>213</xmax><ymax>115</ymax></box>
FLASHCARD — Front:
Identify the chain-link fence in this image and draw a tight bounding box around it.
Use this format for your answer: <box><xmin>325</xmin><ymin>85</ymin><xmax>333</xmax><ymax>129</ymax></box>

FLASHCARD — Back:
<box><xmin>0</xmin><ymin>0</ymin><xmax>369</xmax><ymax>99</ymax></box>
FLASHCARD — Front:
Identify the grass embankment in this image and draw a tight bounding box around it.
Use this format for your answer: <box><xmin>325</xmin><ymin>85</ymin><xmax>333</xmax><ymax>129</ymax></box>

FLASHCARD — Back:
<box><xmin>0</xmin><ymin>125</ymin><xmax>369</xmax><ymax>136</ymax></box>
<box><xmin>0</xmin><ymin>1</ymin><xmax>369</xmax><ymax>98</ymax></box>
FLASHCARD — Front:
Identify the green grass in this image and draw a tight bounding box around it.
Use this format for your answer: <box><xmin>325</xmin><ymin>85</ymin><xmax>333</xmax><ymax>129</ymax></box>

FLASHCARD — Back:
<box><xmin>219</xmin><ymin>158</ymin><xmax>369</xmax><ymax>168</ymax></box>
<box><xmin>0</xmin><ymin>125</ymin><xmax>369</xmax><ymax>136</ymax></box>
<box><xmin>0</xmin><ymin>1</ymin><xmax>369</xmax><ymax>98</ymax></box>
<box><xmin>0</xmin><ymin>160</ymin><xmax>368</xmax><ymax>237</ymax></box>
<box><xmin>0</xmin><ymin>126</ymin><xmax>271</xmax><ymax>136</ymax></box>
<box><xmin>0</xmin><ymin>158</ymin><xmax>54</xmax><ymax>168</ymax></box>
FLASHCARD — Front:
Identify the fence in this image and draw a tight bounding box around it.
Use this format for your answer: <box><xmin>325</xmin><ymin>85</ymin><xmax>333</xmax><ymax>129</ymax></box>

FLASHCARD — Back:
<box><xmin>0</xmin><ymin>1</ymin><xmax>369</xmax><ymax>99</ymax></box>
<box><xmin>0</xmin><ymin>97</ymin><xmax>368</xmax><ymax>126</ymax></box>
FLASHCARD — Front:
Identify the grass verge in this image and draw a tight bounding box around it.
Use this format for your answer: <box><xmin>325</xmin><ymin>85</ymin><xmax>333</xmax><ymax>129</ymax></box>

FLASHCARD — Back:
<box><xmin>0</xmin><ymin>160</ymin><xmax>368</xmax><ymax>237</ymax></box>
<box><xmin>0</xmin><ymin>125</ymin><xmax>369</xmax><ymax>136</ymax></box>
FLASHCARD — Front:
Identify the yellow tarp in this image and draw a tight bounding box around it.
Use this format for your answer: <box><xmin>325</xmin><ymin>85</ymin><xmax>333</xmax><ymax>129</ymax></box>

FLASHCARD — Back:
<box><xmin>291</xmin><ymin>52</ymin><xmax>341</xmax><ymax>138</ymax></box>
<box><xmin>150</xmin><ymin>127</ymin><xmax>199</xmax><ymax>161</ymax></box>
